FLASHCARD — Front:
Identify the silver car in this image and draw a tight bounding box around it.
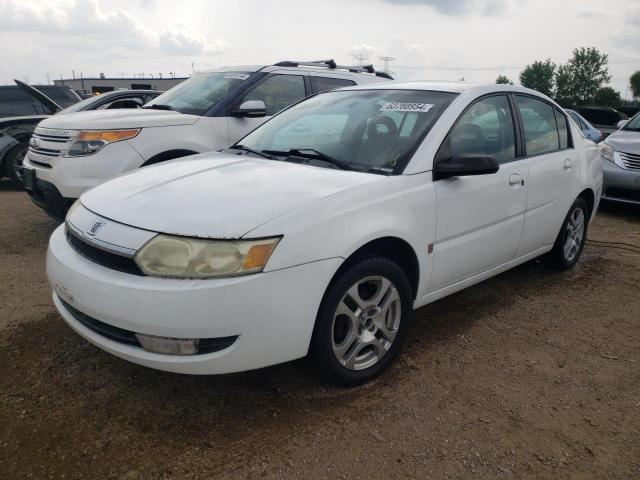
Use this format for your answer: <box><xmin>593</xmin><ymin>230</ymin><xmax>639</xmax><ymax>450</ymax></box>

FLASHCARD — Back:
<box><xmin>601</xmin><ymin>114</ymin><xmax>640</xmax><ymax>205</ymax></box>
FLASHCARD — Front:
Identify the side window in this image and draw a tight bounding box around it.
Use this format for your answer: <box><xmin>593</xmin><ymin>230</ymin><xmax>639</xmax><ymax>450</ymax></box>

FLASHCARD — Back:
<box><xmin>240</xmin><ymin>75</ymin><xmax>306</xmax><ymax>116</ymax></box>
<box><xmin>516</xmin><ymin>96</ymin><xmax>560</xmax><ymax>156</ymax></box>
<box><xmin>439</xmin><ymin>95</ymin><xmax>516</xmax><ymax>164</ymax></box>
<box><xmin>310</xmin><ymin>76</ymin><xmax>356</xmax><ymax>93</ymax></box>
<box><xmin>554</xmin><ymin>108</ymin><xmax>570</xmax><ymax>149</ymax></box>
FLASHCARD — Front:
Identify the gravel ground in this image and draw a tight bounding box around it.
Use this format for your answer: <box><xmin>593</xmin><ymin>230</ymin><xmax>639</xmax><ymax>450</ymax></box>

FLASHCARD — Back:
<box><xmin>1</xmin><ymin>179</ymin><xmax>639</xmax><ymax>479</ymax></box>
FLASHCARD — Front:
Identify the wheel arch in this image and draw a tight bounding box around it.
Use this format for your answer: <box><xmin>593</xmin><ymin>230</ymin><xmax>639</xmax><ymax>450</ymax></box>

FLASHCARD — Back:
<box><xmin>577</xmin><ymin>187</ymin><xmax>595</xmax><ymax>219</ymax></box>
<box><xmin>335</xmin><ymin>236</ymin><xmax>420</xmax><ymax>300</ymax></box>
<box><xmin>141</xmin><ymin>149</ymin><xmax>199</xmax><ymax>167</ymax></box>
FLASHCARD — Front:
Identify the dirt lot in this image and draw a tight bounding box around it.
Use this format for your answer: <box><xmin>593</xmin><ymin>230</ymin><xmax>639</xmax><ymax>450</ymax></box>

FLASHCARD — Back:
<box><xmin>1</xmin><ymin>179</ymin><xmax>639</xmax><ymax>480</ymax></box>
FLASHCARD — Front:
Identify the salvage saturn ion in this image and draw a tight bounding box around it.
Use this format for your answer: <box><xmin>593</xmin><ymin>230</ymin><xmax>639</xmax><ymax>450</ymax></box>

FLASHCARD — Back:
<box><xmin>47</xmin><ymin>82</ymin><xmax>603</xmax><ymax>386</ymax></box>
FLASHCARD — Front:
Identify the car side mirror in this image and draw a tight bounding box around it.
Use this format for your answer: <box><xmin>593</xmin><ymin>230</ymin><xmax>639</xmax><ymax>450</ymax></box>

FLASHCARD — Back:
<box><xmin>434</xmin><ymin>154</ymin><xmax>499</xmax><ymax>180</ymax></box>
<box><xmin>617</xmin><ymin>119</ymin><xmax>629</xmax><ymax>129</ymax></box>
<box><xmin>231</xmin><ymin>100</ymin><xmax>267</xmax><ymax>118</ymax></box>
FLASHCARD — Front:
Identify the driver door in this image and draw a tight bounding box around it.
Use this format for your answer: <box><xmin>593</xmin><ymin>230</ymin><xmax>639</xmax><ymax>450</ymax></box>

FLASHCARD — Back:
<box><xmin>429</xmin><ymin>94</ymin><xmax>528</xmax><ymax>292</ymax></box>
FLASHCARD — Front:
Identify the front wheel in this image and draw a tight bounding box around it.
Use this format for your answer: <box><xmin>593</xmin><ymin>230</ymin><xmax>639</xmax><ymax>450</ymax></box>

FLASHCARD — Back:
<box><xmin>5</xmin><ymin>142</ymin><xmax>28</xmax><ymax>186</ymax></box>
<box><xmin>548</xmin><ymin>197</ymin><xmax>589</xmax><ymax>270</ymax></box>
<box><xmin>310</xmin><ymin>257</ymin><xmax>412</xmax><ymax>386</ymax></box>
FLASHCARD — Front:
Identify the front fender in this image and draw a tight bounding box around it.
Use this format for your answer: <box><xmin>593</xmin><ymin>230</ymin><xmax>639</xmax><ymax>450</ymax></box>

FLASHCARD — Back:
<box><xmin>250</xmin><ymin>173</ymin><xmax>436</xmax><ymax>298</ymax></box>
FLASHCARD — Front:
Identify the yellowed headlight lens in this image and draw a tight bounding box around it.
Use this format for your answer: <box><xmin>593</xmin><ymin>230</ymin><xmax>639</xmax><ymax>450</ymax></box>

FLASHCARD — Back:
<box><xmin>77</xmin><ymin>129</ymin><xmax>140</xmax><ymax>142</ymax></box>
<box><xmin>135</xmin><ymin>235</ymin><xmax>280</xmax><ymax>279</ymax></box>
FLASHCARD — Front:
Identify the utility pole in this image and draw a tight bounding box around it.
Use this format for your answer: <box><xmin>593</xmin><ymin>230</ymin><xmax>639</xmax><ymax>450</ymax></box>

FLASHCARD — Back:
<box><xmin>45</xmin><ymin>73</ymin><xmax>51</xmax><ymax>85</ymax></box>
<box><xmin>350</xmin><ymin>53</ymin><xmax>370</xmax><ymax>66</ymax></box>
<box><xmin>378</xmin><ymin>56</ymin><xmax>396</xmax><ymax>74</ymax></box>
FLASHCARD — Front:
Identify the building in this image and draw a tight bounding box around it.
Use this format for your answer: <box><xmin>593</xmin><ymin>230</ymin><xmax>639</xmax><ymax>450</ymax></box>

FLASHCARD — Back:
<box><xmin>53</xmin><ymin>76</ymin><xmax>188</xmax><ymax>95</ymax></box>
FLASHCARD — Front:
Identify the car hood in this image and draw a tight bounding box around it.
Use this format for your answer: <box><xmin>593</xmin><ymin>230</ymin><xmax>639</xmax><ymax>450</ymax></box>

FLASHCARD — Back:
<box><xmin>38</xmin><ymin>108</ymin><xmax>200</xmax><ymax>130</ymax></box>
<box><xmin>606</xmin><ymin>130</ymin><xmax>640</xmax><ymax>154</ymax></box>
<box><xmin>81</xmin><ymin>153</ymin><xmax>383</xmax><ymax>238</ymax></box>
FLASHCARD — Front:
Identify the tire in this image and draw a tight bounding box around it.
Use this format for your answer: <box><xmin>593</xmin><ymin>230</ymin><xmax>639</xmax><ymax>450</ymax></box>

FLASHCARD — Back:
<box><xmin>310</xmin><ymin>256</ymin><xmax>413</xmax><ymax>386</ymax></box>
<box><xmin>548</xmin><ymin>197</ymin><xmax>589</xmax><ymax>270</ymax></box>
<box><xmin>5</xmin><ymin>142</ymin><xmax>28</xmax><ymax>186</ymax></box>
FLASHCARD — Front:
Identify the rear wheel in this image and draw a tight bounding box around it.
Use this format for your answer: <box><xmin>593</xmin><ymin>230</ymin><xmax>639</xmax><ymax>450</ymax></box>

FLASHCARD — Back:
<box><xmin>548</xmin><ymin>197</ymin><xmax>588</xmax><ymax>270</ymax></box>
<box><xmin>310</xmin><ymin>257</ymin><xmax>412</xmax><ymax>386</ymax></box>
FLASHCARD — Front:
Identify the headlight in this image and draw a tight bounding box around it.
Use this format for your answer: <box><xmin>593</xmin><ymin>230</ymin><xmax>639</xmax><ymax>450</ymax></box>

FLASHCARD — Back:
<box><xmin>598</xmin><ymin>142</ymin><xmax>614</xmax><ymax>163</ymax></box>
<box><xmin>66</xmin><ymin>129</ymin><xmax>140</xmax><ymax>157</ymax></box>
<box><xmin>134</xmin><ymin>235</ymin><xmax>281</xmax><ymax>278</ymax></box>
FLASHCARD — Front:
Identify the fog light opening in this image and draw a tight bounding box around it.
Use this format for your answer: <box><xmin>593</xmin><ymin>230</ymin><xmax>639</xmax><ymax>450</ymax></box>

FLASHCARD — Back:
<box><xmin>135</xmin><ymin>333</ymin><xmax>199</xmax><ymax>355</ymax></box>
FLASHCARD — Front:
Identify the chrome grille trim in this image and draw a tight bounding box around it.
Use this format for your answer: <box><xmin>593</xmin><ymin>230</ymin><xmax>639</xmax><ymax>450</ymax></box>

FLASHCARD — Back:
<box><xmin>619</xmin><ymin>151</ymin><xmax>640</xmax><ymax>171</ymax></box>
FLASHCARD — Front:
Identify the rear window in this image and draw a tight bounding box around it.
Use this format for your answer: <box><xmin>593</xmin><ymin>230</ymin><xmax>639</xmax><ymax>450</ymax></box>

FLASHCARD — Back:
<box><xmin>577</xmin><ymin>108</ymin><xmax>621</xmax><ymax>127</ymax></box>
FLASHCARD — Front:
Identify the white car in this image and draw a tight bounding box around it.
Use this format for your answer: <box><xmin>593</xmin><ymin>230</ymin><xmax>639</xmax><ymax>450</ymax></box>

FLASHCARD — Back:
<box><xmin>21</xmin><ymin>60</ymin><xmax>391</xmax><ymax>220</ymax></box>
<box><xmin>47</xmin><ymin>82</ymin><xmax>603</xmax><ymax>386</ymax></box>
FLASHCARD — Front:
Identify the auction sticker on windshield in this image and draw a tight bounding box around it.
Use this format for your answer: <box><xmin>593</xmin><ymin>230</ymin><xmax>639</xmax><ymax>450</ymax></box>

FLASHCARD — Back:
<box><xmin>381</xmin><ymin>102</ymin><xmax>434</xmax><ymax>113</ymax></box>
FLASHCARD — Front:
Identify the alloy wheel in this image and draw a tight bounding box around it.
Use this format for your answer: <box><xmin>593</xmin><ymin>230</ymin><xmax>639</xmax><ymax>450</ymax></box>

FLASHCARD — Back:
<box><xmin>331</xmin><ymin>275</ymin><xmax>402</xmax><ymax>371</ymax></box>
<box><xmin>563</xmin><ymin>207</ymin><xmax>585</xmax><ymax>262</ymax></box>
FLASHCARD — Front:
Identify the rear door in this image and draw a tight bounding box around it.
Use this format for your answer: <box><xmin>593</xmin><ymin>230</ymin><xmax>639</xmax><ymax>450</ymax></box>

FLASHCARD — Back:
<box><xmin>227</xmin><ymin>73</ymin><xmax>308</xmax><ymax>144</ymax></box>
<box><xmin>430</xmin><ymin>94</ymin><xmax>528</xmax><ymax>291</ymax></box>
<box><xmin>514</xmin><ymin>95</ymin><xmax>580</xmax><ymax>256</ymax></box>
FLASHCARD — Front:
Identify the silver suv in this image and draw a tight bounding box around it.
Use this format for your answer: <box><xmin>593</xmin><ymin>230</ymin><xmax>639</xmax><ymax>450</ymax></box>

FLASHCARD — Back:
<box><xmin>601</xmin><ymin>113</ymin><xmax>640</xmax><ymax>205</ymax></box>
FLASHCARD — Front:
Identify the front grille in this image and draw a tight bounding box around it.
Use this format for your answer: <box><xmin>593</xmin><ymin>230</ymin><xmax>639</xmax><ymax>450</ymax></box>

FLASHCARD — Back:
<box><xmin>59</xmin><ymin>298</ymin><xmax>238</xmax><ymax>354</ymax></box>
<box><xmin>619</xmin><ymin>151</ymin><xmax>640</xmax><ymax>171</ymax></box>
<box><xmin>66</xmin><ymin>231</ymin><xmax>144</xmax><ymax>276</ymax></box>
<box><xmin>28</xmin><ymin>128</ymin><xmax>76</xmax><ymax>165</ymax></box>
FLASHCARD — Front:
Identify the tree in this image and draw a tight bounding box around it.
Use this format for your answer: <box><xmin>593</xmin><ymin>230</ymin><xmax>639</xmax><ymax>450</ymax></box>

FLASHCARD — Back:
<box><xmin>631</xmin><ymin>71</ymin><xmax>640</xmax><ymax>99</ymax></box>
<box><xmin>554</xmin><ymin>47</ymin><xmax>611</xmax><ymax>105</ymax></box>
<box><xmin>519</xmin><ymin>59</ymin><xmax>555</xmax><ymax>97</ymax></box>
<box><xmin>495</xmin><ymin>75</ymin><xmax>513</xmax><ymax>85</ymax></box>
<box><xmin>594</xmin><ymin>87</ymin><xmax>622</xmax><ymax>108</ymax></box>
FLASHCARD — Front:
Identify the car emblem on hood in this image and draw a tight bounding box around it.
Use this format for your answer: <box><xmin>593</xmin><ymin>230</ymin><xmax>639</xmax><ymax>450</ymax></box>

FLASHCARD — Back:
<box><xmin>87</xmin><ymin>220</ymin><xmax>106</xmax><ymax>237</ymax></box>
<box><xmin>30</xmin><ymin>137</ymin><xmax>39</xmax><ymax>148</ymax></box>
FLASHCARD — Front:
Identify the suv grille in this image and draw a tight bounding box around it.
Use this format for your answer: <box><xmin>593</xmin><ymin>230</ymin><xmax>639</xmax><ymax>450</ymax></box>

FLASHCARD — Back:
<box><xmin>66</xmin><ymin>230</ymin><xmax>144</xmax><ymax>276</ymax></box>
<box><xmin>27</xmin><ymin>127</ymin><xmax>76</xmax><ymax>167</ymax></box>
<box><xmin>59</xmin><ymin>298</ymin><xmax>238</xmax><ymax>354</ymax></box>
<box><xmin>619</xmin><ymin>151</ymin><xmax>640</xmax><ymax>171</ymax></box>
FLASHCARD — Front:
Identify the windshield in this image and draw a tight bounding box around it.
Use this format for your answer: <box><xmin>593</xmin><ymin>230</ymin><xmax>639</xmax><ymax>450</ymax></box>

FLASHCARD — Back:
<box><xmin>145</xmin><ymin>71</ymin><xmax>253</xmax><ymax>115</ymax></box>
<box><xmin>239</xmin><ymin>89</ymin><xmax>457</xmax><ymax>174</ymax></box>
<box><xmin>56</xmin><ymin>95</ymin><xmax>102</xmax><ymax>114</ymax></box>
<box><xmin>623</xmin><ymin>113</ymin><xmax>640</xmax><ymax>131</ymax></box>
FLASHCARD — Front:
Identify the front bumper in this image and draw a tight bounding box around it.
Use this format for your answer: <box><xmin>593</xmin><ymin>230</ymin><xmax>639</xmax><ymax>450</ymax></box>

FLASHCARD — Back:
<box><xmin>602</xmin><ymin>160</ymin><xmax>640</xmax><ymax>205</ymax></box>
<box><xmin>47</xmin><ymin>225</ymin><xmax>342</xmax><ymax>374</ymax></box>
<box><xmin>24</xmin><ymin>173</ymin><xmax>75</xmax><ymax>221</ymax></box>
<box><xmin>23</xmin><ymin>140</ymin><xmax>145</xmax><ymax>199</ymax></box>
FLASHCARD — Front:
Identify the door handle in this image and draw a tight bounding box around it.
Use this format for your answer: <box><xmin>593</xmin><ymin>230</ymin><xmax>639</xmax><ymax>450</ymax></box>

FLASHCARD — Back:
<box><xmin>564</xmin><ymin>159</ymin><xmax>572</xmax><ymax>169</ymax></box>
<box><xmin>509</xmin><ymin>173</ymin><xmax>522</xmax><ymax>185</ymax></box>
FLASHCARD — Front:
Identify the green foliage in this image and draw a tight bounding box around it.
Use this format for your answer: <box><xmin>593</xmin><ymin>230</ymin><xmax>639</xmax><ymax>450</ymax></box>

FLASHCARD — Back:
<box><xmin>495</xmin><ymin>75</ymin><xmax>513</xmax><ymax>85</ymax></box>
<box><xmin>519</xmin><ymin>59</ymin><xmax>555</xmax><ymax>97</ymax></box>
<box><xmin>554</xmin><ymin>47</ymin><xmax>611</xmax><ymax>106</ymax></box>
<box><xmin>593</xmin><ymin>87</ymin><xmax>622</xmax><ymax>108</ymax></box>
<box><xmin>630</xmin><ymin>71</ymin><xmax>640</xmax><ymax>99</ymax></box>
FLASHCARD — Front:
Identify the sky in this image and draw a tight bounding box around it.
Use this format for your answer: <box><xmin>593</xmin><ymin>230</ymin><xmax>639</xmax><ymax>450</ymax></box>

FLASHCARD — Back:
<box><xmin>0</xmin><ymin>0</ymin><xmax>638</xmax><ymax>98</ymax></box>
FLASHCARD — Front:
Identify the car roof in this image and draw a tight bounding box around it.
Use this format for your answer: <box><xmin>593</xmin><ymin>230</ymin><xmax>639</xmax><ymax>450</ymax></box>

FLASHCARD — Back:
<box><xmin>198</xmin><ymin>63</ymin><xmax>392</xmax><ymax>80</ymax></box>
<box><xmin>340</xmin><ymin>81</ymin><xmax>548</xmax><ymax>97</ymax></box>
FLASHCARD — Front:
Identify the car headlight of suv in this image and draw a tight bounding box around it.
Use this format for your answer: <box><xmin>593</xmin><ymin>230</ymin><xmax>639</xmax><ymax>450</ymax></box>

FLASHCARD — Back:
<box><xmin>598</xmin><ymin>142</ymin><xmax>614</xmax><ymax>162</ymax></box>
<box><xmin>66</xmin><ymin>129</ymin><xmax>140</xmax><ymax>157</ymax></box>
<box><xmin>134</xmin><ymin>235</ymin><xmax>281</xmax><ymax>279</ymax></box>
<box><xmin>598</xmin><ymin>142</ymin><xmax>625</xmax><ymax>168</ymax></box>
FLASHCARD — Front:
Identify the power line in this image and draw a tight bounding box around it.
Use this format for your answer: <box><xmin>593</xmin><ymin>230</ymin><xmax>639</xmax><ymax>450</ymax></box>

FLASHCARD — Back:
<box><xmin>394</xmin><ymin>59</ymin><xmax>639</xmax><ymax>72</ymax></box>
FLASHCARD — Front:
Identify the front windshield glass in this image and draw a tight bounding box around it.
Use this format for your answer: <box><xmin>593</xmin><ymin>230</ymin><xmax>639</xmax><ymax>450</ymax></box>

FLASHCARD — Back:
<box><xmin>145</xmin><ymin>71</ymin><xmax>253</xmax><ymax>115</ymax></box>
<box><xmin>56</xmin><ymin>95</ymin><xmax>102</xmax><ymax>114</ymax></box>
<box><xmin>240</xmin><ymin>89</ymin><xmax>457</xmax><ymax>174</ymax></box>
<box><xmin>623</xmin><ymin>113</ymin><xmax>640</xmax><ymax>131</ymax></box>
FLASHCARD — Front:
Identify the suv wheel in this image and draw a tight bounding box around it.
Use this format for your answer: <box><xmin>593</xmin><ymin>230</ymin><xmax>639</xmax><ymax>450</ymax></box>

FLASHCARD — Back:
<box><xmin>5</xmin><ymin>142</ymin><xmax>28</xmax><ymax>186</ymax></box>
<box><xmin>548</xmin><ymin>197</ymin><xmax>588</xmax><ymax>270</ymax></box>
<box><xmin>311</xmin><ymin>257</ymin><xmax>412</xmax><ymax>386</ymax></box>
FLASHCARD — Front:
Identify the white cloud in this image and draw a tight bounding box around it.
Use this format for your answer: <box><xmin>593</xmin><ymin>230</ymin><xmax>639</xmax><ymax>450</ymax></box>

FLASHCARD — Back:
<box><xmin>0</xmin><ymin>0</ymin><xmax>227</xmax><ymax>56</ymax></box>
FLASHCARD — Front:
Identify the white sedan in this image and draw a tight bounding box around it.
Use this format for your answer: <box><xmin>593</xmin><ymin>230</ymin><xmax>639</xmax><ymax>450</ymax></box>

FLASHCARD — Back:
<box><xmin>47</xmin><ymin>82</ymin><xmax>603</xmax><ymax>386</ymax></box>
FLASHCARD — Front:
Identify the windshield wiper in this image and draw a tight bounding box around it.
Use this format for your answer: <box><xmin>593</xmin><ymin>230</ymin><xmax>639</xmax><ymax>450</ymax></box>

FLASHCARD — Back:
<box><xmin>228</xmin><ymin>144</ymin><xmax>275</xmax><ymax>160</ymax></box>
<box><xmin>142</xmin><ymin>104</ymin><xmax>174</xmax><ymax>111</ymax></box>
<box><xmin>263</xmin><ymin>148</ymin><xmax>352</xmax><ymax>171</ymax></box>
